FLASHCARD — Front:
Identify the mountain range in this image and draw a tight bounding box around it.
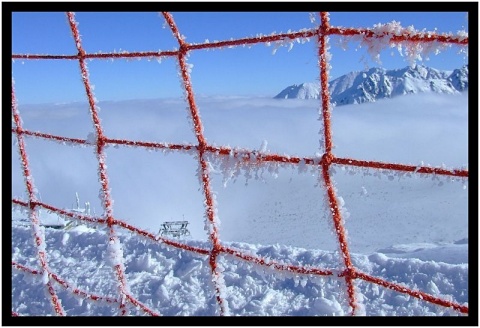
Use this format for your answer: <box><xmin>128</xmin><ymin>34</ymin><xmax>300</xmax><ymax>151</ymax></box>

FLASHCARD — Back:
<box><xmin>274</xmin><ymin>64</ymin><xmax>468</xmax><ymax>106</ymax></box>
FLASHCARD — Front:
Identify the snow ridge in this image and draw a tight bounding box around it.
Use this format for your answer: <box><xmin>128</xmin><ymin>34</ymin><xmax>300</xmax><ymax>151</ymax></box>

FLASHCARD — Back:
<box><xmin>274</xmin><ymin>64</ymin><xmax>468</xmax><ymax>106</ymax></box>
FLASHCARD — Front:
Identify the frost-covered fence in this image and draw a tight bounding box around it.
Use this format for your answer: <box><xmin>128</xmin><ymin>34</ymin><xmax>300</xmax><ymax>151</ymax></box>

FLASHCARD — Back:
<box><xmin>11</xmin><ymin>12</ymin><xmax>468</xmax><ymax>316</ymax></box>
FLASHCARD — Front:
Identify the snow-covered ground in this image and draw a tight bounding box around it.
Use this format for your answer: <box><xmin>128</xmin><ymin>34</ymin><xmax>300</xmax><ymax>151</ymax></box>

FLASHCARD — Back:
<box><xmin>11</xmin><ymin>92</ymin><xmax>469</xmax><ymax>317</ymax></box>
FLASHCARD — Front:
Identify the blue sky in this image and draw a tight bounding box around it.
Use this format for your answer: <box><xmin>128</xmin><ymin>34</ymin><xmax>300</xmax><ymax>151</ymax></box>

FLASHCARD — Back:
<box><xmin>11</xmin><ymin>11</ymin><xmax>469</xmax><ymax>104</ymax></box>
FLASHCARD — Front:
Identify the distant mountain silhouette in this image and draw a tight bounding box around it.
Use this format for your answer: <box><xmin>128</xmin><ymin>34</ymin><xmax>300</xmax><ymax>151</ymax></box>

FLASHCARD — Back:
<box><xmin>274</xmin><ymin>64</ymin><xmax>468</xmax><ymax>106</ymax></box>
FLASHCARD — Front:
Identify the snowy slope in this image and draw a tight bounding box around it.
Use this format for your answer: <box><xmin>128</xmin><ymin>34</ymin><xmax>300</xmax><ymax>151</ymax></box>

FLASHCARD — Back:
<box><xmin>11</xmin><ymin>92</ymin><xmax>469</xmax><ymax>317</ymax></box>
<box><xmin>11</xmin><ymin>221</ymin><xmax>468</xmax><ymax>316</ymax></box>
<box><xmin>274</xmin><ymin>64</ymin><xmax>469</xmax><ymax>106</ymax></box>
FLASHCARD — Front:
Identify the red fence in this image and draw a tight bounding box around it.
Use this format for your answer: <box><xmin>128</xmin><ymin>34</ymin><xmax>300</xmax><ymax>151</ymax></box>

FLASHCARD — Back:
<box><xmin>11</xmin><ymin>12</ymin><xmax>469</xmax><ymax>316</ymax></box>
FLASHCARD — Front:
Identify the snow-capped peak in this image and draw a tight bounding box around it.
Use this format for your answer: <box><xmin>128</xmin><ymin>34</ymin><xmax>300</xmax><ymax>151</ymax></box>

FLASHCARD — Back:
<box><xmin>274</xmin><ymin>82</ymin><xmax>320</xmax><ymax>100</ymax></box>
<box><xmin>274</xmin><ymin>64</ymin><xmax>468</xmax><ymax>106</ymax></box>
